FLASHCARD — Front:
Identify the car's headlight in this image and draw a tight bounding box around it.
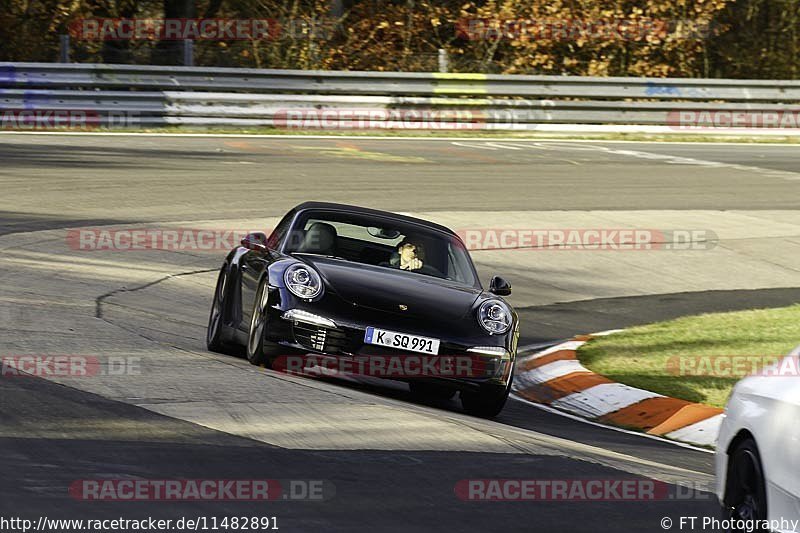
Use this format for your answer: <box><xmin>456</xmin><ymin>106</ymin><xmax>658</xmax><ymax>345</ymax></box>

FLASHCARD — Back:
<box><xmin>478</xmin><ymin>299</ymin><xmax>512</xmax><ymax>334</ymax></box>
<box><xmin>284</xmin><ymin>263</ymin><xmax>323</xmax><ymax>299</ymax></box>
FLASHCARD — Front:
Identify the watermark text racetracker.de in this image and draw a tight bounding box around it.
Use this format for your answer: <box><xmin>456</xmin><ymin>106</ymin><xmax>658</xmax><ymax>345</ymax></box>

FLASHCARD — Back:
<box><xmin>455</xmin><ymin>478</ymin><xmax>712</xmax><ymax>501</ymax></box>
<box><xmin>1</xmin><ymin>110</ymin><xmax>98</xmax><ymax>130</ymax></box>
<box><xmin>273</xmin><ymin>108</ymin><xmax>515</xmax><ymax>130</ymax></box>
<box><xmin>0</xmin><ymin>110</ymin><xmax>141</xmax><ymax>130</ymax></box>
<box><xmin>455</xmin><ymin>17</ymin><xmax>715</xmax><ymax>42</ymax></box>
<box><xmin>69</xmin><ymin>18</ymin><xmax>279</xmax><ymax>41</ymax></box>
<box><xmin>457</xmin><ymin>229</ymin><xmax>718</xmax><ymax>251</ymax></box>
<box><xmin>68</xmin><ymin>17</ymin><xmax>337</xmax><ymax>41</ymax></box>
<box><xmin>666</xmin><ymin>354</ymin><xmax>800</xmax><ymax>378</ymax></box>
<box><xmin>68</xmin><ymin>478</ymin><xmax>333</xmax><ymax>501</ymax></box>
<box><xmin>1</xmin><ymin>355</ymin><xmax>141</xmax><ymax>378</ymax></box>
<box><xmin>67</xmin><ymin>228</ymin><xmax>267</xmax><ymax>252</ymax></box>
<box><xmin>668</xmin><ymin>109</ymin><xmax>800</xmax><ymax>129</ymax></box>
<box><xmin>272</xmin><ymin>353</ymin><xmax>501</xmax><ymax>379</ymax></box>
<box><xmin>0</xmin><ymin>515</ymin><xmax>281</xmax><ymax>532</ymax></box>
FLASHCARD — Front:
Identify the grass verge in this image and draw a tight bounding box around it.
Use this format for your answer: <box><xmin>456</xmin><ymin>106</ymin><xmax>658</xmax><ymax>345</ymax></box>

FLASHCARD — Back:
<box><xmin>579</xmin><ymin>304</ymin><xmax>800</xmax><ymax>408</ymax></box>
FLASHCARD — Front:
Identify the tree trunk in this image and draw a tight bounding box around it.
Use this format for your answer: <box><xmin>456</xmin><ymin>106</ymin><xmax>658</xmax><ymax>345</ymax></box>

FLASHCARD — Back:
<box><xmin>151</xmin><ymin>0</ymin><xmax>196</xmax><ymax>65</ymax></box>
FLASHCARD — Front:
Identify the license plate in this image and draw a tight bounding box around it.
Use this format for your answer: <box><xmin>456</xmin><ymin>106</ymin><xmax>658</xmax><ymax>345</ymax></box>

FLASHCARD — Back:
<box><xmin>364</xmin><ymin>327</ymin><xmax>440</xmax><ymax>355</ymax></box>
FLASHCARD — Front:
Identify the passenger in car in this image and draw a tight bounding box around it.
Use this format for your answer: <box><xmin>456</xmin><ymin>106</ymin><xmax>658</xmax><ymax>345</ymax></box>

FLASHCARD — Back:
<box><xmin>392</xmin><ymin>239</ymin><xmax>424</xmax><ymax>271</ymax></box>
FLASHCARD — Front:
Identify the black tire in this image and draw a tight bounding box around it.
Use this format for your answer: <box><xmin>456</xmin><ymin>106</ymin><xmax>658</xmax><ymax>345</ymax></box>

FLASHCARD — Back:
<box><xmin>460</xmin><ymin>382</ymin><xmax>511</xmax><ymax>418</ymax></box>
<box><xmin>722</xmin><ymin>438</ymin><xmax>768</xmax><ymax>530</ymax></box>
<box><xmin>409</xmin><ymin>382</ymin><xmax>457</xmax><ymax>401</ymax></box>
<box><xmin>207</xmin><ymin>264</ymin><xmax>237</xmax><ymax>356</ymax></box>
<box><xmin>246</xmin><ymin>278</ymin><xmax>281</xmax><ymax>367</ymax></box>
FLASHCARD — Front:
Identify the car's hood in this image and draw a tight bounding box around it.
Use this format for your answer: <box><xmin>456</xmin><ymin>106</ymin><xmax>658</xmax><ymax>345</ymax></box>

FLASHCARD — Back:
<box><xmin>296</xmin><ymin>255</ymin><xmax>482</xmax><ymax>322</ymax></box>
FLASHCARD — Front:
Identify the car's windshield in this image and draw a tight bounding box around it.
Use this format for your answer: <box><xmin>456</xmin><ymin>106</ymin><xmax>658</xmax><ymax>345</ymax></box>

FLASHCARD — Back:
<box><xmin>282</xmin><ymin>210</ymin><xmax>479</xmax><ymax>288</ymax></box>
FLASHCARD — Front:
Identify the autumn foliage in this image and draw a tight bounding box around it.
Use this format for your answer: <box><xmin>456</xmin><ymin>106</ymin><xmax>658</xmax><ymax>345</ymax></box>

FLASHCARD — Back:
<box><xmin>0</xmin><ymin>0</ymin><xmax>797</xmax><ymax>78</ymax></box>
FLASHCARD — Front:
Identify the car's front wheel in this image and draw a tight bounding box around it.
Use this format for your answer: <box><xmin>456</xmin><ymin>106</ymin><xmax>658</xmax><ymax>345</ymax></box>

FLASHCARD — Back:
<box><xmin>460</xmin><ymin>381</ymin><xmax>511</xmax><ymax>418</ymax></box>
<box><xmin>247</xmin><ymin>278</ymin><xmax>281</xmax><ymax>367</ymax></box>
<box><xmin>722</xmin><ymin>437</ymin><xmax>768</xmax><ymax>528</ymax></box>
<box><xmin>207</xmin><ymin>263</ymin><xmax>238</xmax><ymax>356</ymax></box>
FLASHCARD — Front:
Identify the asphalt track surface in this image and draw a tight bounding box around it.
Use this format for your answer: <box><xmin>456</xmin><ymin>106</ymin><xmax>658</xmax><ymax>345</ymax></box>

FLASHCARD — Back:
<box><xmin>1</xmin><ymin>134</ymin><xmax>800</xmax><ymax>533</ymax></box>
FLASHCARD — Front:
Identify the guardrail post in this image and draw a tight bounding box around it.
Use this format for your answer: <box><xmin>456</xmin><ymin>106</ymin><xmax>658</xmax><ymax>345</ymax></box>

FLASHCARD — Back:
<box><xmin>438</xmin><ymin>49</ymin><xmax>449</xmax><ymax>73</ymax></box>
<box><xmin>59</xmin><ymin>34</ymin><xmax>70</xmax><ymax>63</ymax></box>
<box><xmin>182</xmin><ymin>39</ymin><xmax>194</xmax><ymax>66</ymax></box>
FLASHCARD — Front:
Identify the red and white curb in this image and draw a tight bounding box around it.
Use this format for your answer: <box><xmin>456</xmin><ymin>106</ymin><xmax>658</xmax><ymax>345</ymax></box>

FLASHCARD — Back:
<box><xmin>513</xmin><ymin>331</ymin><xmax>724</xmax><ymax>447</ymax></box>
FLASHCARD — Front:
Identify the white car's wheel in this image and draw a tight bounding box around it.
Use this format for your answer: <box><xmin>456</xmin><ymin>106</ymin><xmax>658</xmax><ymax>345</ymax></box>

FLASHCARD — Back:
<box><xmin>723</xmin><ymin>438</ymin><xmax>768</xmax><ymax>530</ymax></box>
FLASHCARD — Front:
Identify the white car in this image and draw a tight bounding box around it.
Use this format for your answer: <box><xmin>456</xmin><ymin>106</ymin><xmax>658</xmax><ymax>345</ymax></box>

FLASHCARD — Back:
<box><xmin>716</xmin><ymin>345</ymin><xmax>800</xmax><ymax>527</ymax></box>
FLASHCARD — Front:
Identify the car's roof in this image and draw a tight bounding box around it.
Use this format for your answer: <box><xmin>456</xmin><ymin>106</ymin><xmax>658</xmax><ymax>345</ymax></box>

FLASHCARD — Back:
<box><xmin>291</xmin><ymin>202</ymin><xmax>458</xmax><ymax>237</ymax></box>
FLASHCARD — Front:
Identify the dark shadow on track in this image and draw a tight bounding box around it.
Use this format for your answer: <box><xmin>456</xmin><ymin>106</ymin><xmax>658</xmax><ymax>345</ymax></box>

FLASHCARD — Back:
<box><xmin>0</xmin><ymin>374</ymin><xmax>718</xmax><ymax>533</ymax></box>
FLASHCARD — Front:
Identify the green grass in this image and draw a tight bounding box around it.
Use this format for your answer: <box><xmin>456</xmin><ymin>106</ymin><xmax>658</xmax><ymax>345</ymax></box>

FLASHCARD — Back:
<box><xmin>579</xmin><ymin>304</ymin><xmax>800</xmax><ymax>408</ymax></box>
<box><xmin>8</xmin><ymin>126</ymin><xmax>800</xmax><ymax>143</ymax></box>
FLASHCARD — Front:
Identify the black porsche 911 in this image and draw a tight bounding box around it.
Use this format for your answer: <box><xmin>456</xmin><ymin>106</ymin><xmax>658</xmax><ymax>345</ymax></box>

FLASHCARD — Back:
<box><xmin>206</xmin><ymin>202</ymin><xmax>519</xmax><ymax>417</ymax></box>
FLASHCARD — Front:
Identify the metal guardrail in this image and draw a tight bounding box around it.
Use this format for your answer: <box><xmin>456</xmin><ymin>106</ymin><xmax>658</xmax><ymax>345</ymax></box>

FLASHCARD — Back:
<box><xmin>1</xmin><ymin>62</ymin><xmax>798</xmax><ymax>129</ymax></box>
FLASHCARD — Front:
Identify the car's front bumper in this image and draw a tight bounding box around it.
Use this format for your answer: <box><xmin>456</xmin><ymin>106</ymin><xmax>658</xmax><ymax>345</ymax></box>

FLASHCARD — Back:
<box><xmin>265</xmin><ymin>305</ymin><xmax>515</xmax><ymax>389</ymax></box>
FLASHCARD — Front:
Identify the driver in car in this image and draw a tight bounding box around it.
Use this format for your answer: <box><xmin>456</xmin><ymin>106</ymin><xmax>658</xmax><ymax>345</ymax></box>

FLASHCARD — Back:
<box><xmin>392</xmin><ymin>239</ymin><xmax>424</xmax><ymax>271</ymax></box>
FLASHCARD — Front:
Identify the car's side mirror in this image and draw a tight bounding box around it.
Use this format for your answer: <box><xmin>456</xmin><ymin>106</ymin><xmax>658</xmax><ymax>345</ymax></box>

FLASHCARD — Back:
<box><xmin>240</xmin><ymin>232</ymin><xmax>269</xmax><ymax>252</ymax></box>
<box><xmin>489</xmin><ymin>276</ymin><xmax>512</xmax><ymax>296</ymax></box>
